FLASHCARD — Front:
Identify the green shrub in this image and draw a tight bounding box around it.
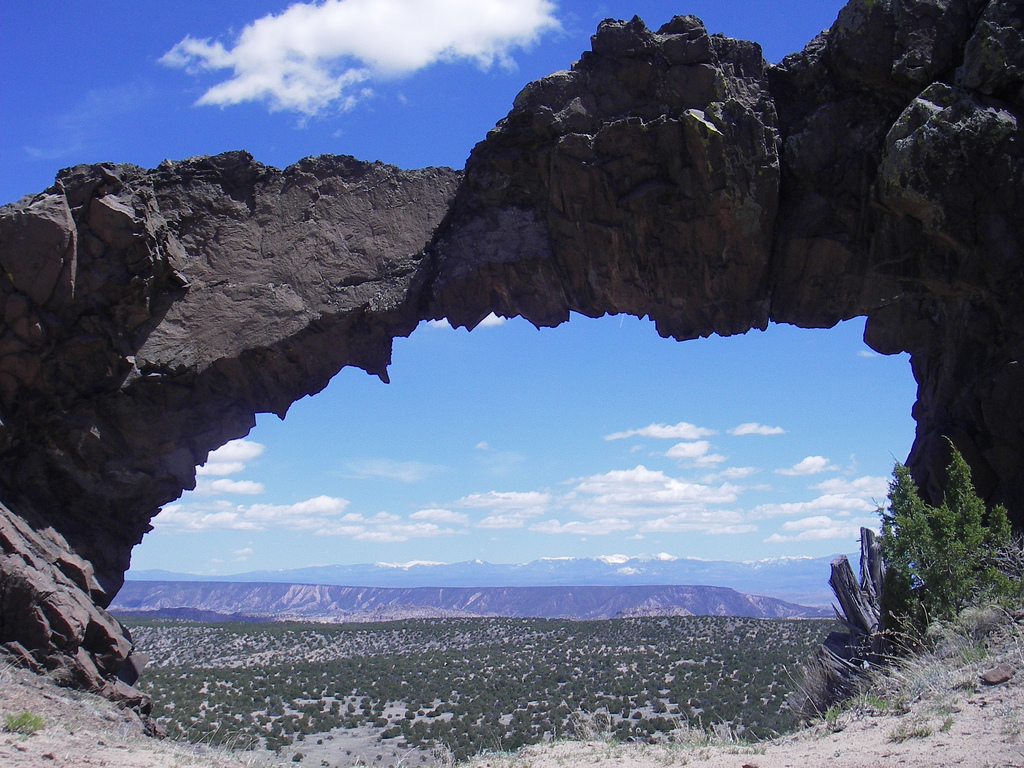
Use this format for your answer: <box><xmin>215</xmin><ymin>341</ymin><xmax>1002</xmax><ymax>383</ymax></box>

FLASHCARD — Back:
<box><xmin>5</xmin><ymin>711</ymin><xmax>45</xmax><ymax>734</ymax></box>
<box><xmin>879</xmin><ymin>442</ymin><xmax>1015</xmax><ymax>632</ymax></box>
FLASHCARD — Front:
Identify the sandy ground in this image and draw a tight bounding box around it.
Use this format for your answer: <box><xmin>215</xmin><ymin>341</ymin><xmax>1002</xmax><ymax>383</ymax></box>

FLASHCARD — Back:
<box><xmin>2</xmin><ymin>628</ymin><xmax>1022</xmax><ymax>768</ymax></box>
<box><xmin>0</xmin><ymin>662</ymin><xmax>253</xmax><ymax>768</ymax></box>
<box><xmin>272</xmin><ymin>725</ymin><xmax>438</xmax><ymax>768</ymax></box>
<box><xmin>466</xmin><ymin>678</ymin><xmax>1024</xmax><ymax>768</ymax></box>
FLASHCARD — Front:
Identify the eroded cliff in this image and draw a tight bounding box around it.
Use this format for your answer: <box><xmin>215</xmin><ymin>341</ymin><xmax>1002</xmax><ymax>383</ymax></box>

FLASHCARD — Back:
<box><xmin>0</xmin><ymin>0</ymin><xmax>1021</xmax><ymax>704</ymax></box>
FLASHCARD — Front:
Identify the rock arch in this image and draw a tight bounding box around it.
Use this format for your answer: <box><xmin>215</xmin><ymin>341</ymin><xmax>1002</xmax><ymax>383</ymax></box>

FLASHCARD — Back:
<box><xmin>0</xmin><ymin>0</ymin><xmax>1021</xmax><ymax>702</ymax></box>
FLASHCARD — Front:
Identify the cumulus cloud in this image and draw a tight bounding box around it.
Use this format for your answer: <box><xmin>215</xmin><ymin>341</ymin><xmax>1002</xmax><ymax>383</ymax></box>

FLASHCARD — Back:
<box><xmin>811</xmin><ymin>475</ymin><xmax>889</xmax><ymax>497</ymax></box>
<box><xmin>764</xmin><ymin>515</ymin><xmax>879</xmax><ymax>543</ymax></box>
<box><xmin>751</xmin><ymin>493</ymin><xmax>877</xmax><ymax>519</ymax></box>
<box><xmin>663</xmin><ymin>443</ymin><xmax>730</xmax><ymax>467</ymax></box>
<box><xmin>345</xmin><ymin>458</ymin><xmax>442</xmax><ymax>483</ymax></box>
<box><xmin>155</xmin><ymin>492</ymin><xmax>468</xmax><ymax>543</ymax></box>
<box><xmin>604</xmin><ymin>422</ymin><xmax>715</xmax><ymax>441</ymax></box>
<box><xmin>161</xmin><ymin>0</ymin><xmax>560</xmax><ymax>114</ymax></box>
<box><xmin>638</xmin><ymin>509</ymin><xmax>754</xmax><ymax>535</ymax></box>
<box><xmin>752</xmin><ymin>475</ymin><xmax>887</xmax><ymax>521</ymax></box>
<box><xmin>694</xmin><ymin>453</ymin><xmax>727</xmax><ymax>467</ymax></box>
<box><xmin>352</xmin><ymin>522</ymin><xmax>447</xmax><ymax>543</ymax></box>
<box><xmin>455</xmin><ymin>490</ymin><xmax>549</xmax><ymax>528</ymax></box>
<box><xmin>207</xmin><ymin>479</ymin><xmax>266</xmax><ymax>495</ymax></box>
<box><xmin>570</xmin><ymin>466</ymin><xmax>739</xmax><ymax>518</ymax></box>
<box><xmin>728</xmin><ymin>422</ymin><xmax>785</xmax><ymax>436</ymax></box>
<box><xmin>665</xmin><ymin>440</ymin><xmax>711</xmax><ymax>459</ymax></box>
<box><xmin>458</xmin><ymin>490</ymin><xmax>550</xmax><ymax>511</ymax></box>
<box><xmin>701</xmin><ymin>466</ymin><xmax>759</xmax><ymax>482</ymax></box>
<box><xmin>153</xmin><ymin>495</ymin><xmax>352</xmax><ymax>532</ymax></box>
<box><xmin>776</xmin><ymin>456</ymin><xmax>838</xmax><ymax>476</ymax></box>
<box><xmin>196</xmin><ymin>439</ymin><xmax>264</xmax><ymax>476</ymax></box>
<box><xmin>530</xmin><ymin>518</ymin><xmax>633</xmax><ymax>536</ymax></box>
<box><xmin>410</xmin><ymin>508</ymin><xmax>469</xmax><ymax>525</ymax></box>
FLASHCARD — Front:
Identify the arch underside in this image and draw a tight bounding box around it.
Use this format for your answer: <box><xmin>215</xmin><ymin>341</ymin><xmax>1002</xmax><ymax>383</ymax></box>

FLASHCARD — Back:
<box><xmin>0</xmin><ymin>0</ymin><xmax>1021</xmax><ymax>702</ymax></box>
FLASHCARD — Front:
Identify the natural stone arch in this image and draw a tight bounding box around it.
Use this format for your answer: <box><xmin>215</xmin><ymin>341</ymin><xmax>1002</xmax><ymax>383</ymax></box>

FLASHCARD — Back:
<box><xmin>0</xmin><ymin>0</ymin><xmax>1021</xmax><ymax>705</ymax></box>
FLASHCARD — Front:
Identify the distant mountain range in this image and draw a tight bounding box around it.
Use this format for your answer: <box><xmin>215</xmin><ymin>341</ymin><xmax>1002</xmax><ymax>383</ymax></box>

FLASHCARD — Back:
<box><xmin>125</xmin><ymin>552</ymin><xmax>849</xmax><ymax>609</ymax></box>
<box><xmin>110</xmin><ymin>581</ymin><xmax>830</xmax><ymax>622</ymax></box>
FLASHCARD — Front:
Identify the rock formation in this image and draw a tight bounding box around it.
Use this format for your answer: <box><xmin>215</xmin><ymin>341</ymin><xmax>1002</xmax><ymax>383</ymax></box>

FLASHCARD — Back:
<box><xmin>0</xmin><ymin>0</ymin><xmax>1021</xmax><ymax>703</ymax></box>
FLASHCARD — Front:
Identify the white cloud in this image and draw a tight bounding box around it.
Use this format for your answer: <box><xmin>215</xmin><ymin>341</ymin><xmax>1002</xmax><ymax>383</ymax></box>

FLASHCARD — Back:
<box><xmin>705</xmin><ymin>524</ymin><xmax>759</xmax><ymax>535</ymax></box>
<box><xmin>410</xmin><ymin>508</ymin><xmax>469</xmax><ymax>525</ymax></box>
<box><xmin>728</xmin><ymin>422</ymin><xmax>785</xmax><ymax>436</ymax></box>
<box><xmin>858</xmin><ymin>350</ymin><xmax>880</xmax><ymax>358</ymax></box>
<box><xmin>776</xmin><ymin>456</ymin><xmax>838</xmax><ymax>476</ymax></box>
<box><xmin>751</xmin><ymin>474</ymin><xmax>888</xmax><ymax>531</ymax></box>
<box><xmin>811</xmin><ymin>475</ymin><xmax>889</xmax><ymax>497</ymax></box>
<box><xmin>345</xmin><ymin>458</ymin><xmax>442</xmax><ymax>483</ymax></box>
<box><xmin>475</xmin><ymin>441</ymin><xmax>490</xmax><ymax>450</ymax></box>
<box><xmin>604</xmin><ymin>422</ymin><xmax>716</xmax><ymax>441</ymax></box>
<box><xmin>427</xmin><ymin>318</ymin><xmax>453</xmax><ymax>329</ymax></box>
<box><xmin>196</xmin><ymin>439</ymin><xmax>264</xmax><ymax>476</ymax></box>
<box><xmin>475</xmin><ymin>514</ymin><xmax>530</xmax><ymax>529</ymax></box>
<box><xmin>751</xmin><ymin>493</ymin><xmax>877</xmax><ymax>519</ymax></box>
<box><xmin>457</xmin><ymin>490</ymin><xmax>550</xmax><ymax>511</ymax></box>
<box><xmin>638</xmin><ymin>510</ymin><xmax>755</xmax><ymax>535</ymax></box>
<box><xmin>155</xmin><ymin>493</ymin><xmax>468</xmax><ymax>542</ymax></box>
<box><xmin>694</xmin><ymin>453</ymin><xmax>727</xmax><ymax>467</ymax></box>
<box><xmin>571</xmin><ymin>466</ymin><xmax>739</xmax><ymax>518</ymax></box>
<box><xmin>207</xmin><ymin>479</ymin><xmax>265</xmax><ymax>495</ymax></box>
<box><xmin>455</xmin><ymin>490</ymin><xmax>549</xmax><ymax>529</ymax></box>
<box><xmin>665</xmin><ymin>440</ymin><xmax>711</xmax><ymax>459</ymax></box>
<box><xmin>153</xmin><ymin>494</ymin><xmax>352</xmax><ymax>532</ymax></box>
<box><xmin>530</xmin><ymin>518</ymin><xmax>633</xmax><ymax>536</ymax></box>
<box><xmin>765</xmin><ymin>515</ymin><xmax>879</xmax><ymax>543</ymax></box>
<box><xmin>353</xmin><ymin>522</ymin><xmax>447</xmax><ymax>542</ymax></box>
<box><xmin>701</xmin><ymin>466</ymin><xmax>759</xmax><ymax>482</ymax></box>
<box><xmin>245</xmin><ymin>496</ymin><xmax>352</xmax><ymax>524</ymax></box>
<box><xmin>161</xmin><ymin>0</ymin><xmax>560</xmax><ymax>114</ymax></box>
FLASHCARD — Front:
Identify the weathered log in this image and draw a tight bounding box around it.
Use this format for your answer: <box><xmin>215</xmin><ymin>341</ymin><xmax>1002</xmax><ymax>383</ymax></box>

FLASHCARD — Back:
<box><xmin>860</xmin><ymin>528</ymin><xmax>884</xmax><ymax>608</ymax></box>
<box><xmin>798</xmin><ymin>527</ymin><xmax>887</xmax><ymax>715</ymax></box>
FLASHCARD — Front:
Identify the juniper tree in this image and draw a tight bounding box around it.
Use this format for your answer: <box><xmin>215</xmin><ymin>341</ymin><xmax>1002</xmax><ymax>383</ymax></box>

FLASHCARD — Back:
<box><xmin>879</xmin><ymin>442</ymin><xmax>1014</xmax><ymax>630</ymax></box>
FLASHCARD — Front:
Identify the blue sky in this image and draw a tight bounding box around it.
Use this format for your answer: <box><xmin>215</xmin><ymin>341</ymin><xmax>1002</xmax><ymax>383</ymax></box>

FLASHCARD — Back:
<box><xmin>2</xmin><ymin>0</ymin><xmax>919</xmax><ymax>575</ymax></box>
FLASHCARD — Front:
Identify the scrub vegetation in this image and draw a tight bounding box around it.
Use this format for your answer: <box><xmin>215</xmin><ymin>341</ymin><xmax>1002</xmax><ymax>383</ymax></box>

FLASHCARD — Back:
<box><xmin>128</xmin><ymin>615</ymin><xmax>836</xmax><ymax>759</ymax></box>
<box><xmin>880</xmin><ymin>442</ymin><xmax>1018</xmax><ymax>634</ymax></box>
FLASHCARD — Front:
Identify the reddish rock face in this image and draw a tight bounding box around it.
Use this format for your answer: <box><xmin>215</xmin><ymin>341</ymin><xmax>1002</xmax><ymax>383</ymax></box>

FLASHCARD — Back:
<box><xmin>0</xmin><ymin>0</ymin><xmax>1022</xmax><ymax>701</ymax></box>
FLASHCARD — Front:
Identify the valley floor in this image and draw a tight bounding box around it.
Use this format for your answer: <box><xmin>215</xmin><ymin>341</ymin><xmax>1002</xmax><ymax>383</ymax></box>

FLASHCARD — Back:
<box><xmin>2</xmin><ymin>613</ymin><xmax>1022</xmax><ymax>768</ymax></box>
